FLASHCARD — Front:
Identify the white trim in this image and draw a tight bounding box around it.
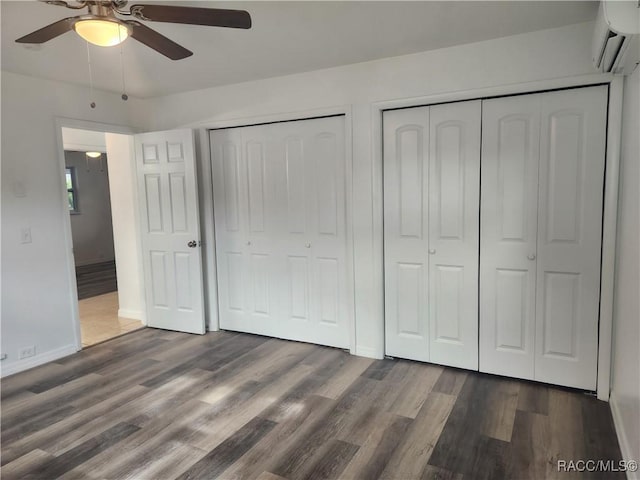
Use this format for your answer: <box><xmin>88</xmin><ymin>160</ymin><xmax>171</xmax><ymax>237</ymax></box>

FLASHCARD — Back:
<box><xmin>193</xmin><ymin>105</ymin><xmax>352</xmax><ymax>130</ymax></box>
<box><xmin>598</xmin><ymin>76</ymin><xmax>624</xmax><ymax>401</ymax></box>
<box><xmin>371</xmin><ymin>74</ymin><xmax>621</xmax><ymax>392</ymax></box>
<box><xmin>610</xmin><ymin>392</ymin><xmax>639</xmax><ymax>480</ymax></box>
<box><xmin>0</xmin><ymin>345</ymin><xmax>77</xmax><ymax>378</ymax></box>
<box><xmin>198</xmin><ymin>105</ymin><xmax>357</xmax><ymax>353</ymax></box>
<box><xmin>117</xmin><ymin>308</ymin><xmax>146</xmax><ymax>322</ymax></box>
<box><xmin>372</xmin><ymin>72</ymin><xmax>613</xmax><ymax>112</ymax></box>
<box><xmin>63</xmin><ymin>143</ymin><xmax>107</xmax><ymax>153</ymax></box>
<box><xmin>355</xmin><ymin>345</ymin><xmax>383</xmax><ymax>360</ymax></box>
<box><xmin>197</xmin><ymin>128</ymin><xmax>220</xmax><ymax>331</ymax></box>
<box><xmin>54</xmin><ymin>117</ymin><xmax>137</xmax><ymax>351</ymax></box>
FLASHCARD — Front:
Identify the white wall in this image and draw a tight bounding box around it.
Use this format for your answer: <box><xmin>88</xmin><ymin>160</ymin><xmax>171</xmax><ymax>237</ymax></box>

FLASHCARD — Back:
<box><xmin>65</xmin><ymin>150</ymin><xmax>116</xmax><ymax>266</ymax></box>
<box><xmin>0</xmin><ymin>21</ymin><xmax>603</xmax><ymax>374</ymax></box>
<box><xmin>610</xmin><ymin>65</ymin><xmax>640</xmax><ymax>476</ymax></box>
<box><xmin>0</xmin><ymin>71</ymin><xmax>141</xmax><ymax>376</ymax></box>
<box><xmin>105</xmin><ymin>133</ymin><xmax>145</xmax><ymax>323</ymax></box>
<box><xmin>143</xmin><ymin>22</ymin><xmax>599</xmax><ymax>357</ymax></box>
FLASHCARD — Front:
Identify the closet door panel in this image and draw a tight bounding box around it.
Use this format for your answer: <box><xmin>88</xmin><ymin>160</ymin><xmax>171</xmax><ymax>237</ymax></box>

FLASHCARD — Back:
<box><xmin>428</xmin><ymin>100</ymin><xmax>481</xmax><ymax>369</ymax></box>
<box><xmin>384</xmin><ymin>107</ymin><xmax>430</xmax><ymax>362</ymax></box>
<box><xmin>211</xmin><ymin>126</ymin><xmax>281</xmax><ymax>337</ymax></box>
<box><xmin>480</xmin><ymin>94</ymin><xmax>541</xmax><ymax>379</ymax></box>
<box><xmin>277</xmin><ymin>116</ymin><xmax>350</xmax><ymax>348</ymax></box>
<box><xmin>534</xmin><ymin>86</ymin><xmax>607</xmax><ymax>390</ymax></box>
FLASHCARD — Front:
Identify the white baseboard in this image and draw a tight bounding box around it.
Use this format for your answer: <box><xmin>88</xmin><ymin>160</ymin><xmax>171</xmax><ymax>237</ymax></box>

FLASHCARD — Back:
<box><xmin>355</xmin><ymin>345</ymin><xmax>384</xmax><ymax>359</ymax></box>
<box><xmin>118</xmin><ymin>308</ymin><xmax>146</xmax><ymax>324</ymax></box>
<box><xmin>610</xmin><ymin>392</ymin><xmax>639</xmax><ymax>480</ymax></box>
<box><xmin>0</xmin><ymin>344</ymin><xmax>78</xmax><ymax>378</ymax></box>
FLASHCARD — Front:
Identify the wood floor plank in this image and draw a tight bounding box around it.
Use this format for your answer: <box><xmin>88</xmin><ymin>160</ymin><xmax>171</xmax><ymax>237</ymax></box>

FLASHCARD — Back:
<box><xmin>360</xmin><ymin>359</ymin><xmax>395</xmax><ymax>380</ymax></box>
<box><xmin>480</xmin><ymin>377</ymin><xmax>520</xmax><ymax>441</ymax></box>
<box><xmin>386</xmin><ymin>361</ymin><xmax>444</xmax><ymax>418</ymax></box>
<box><xmin>20</xmin><ymin>422</ymin><xmax>140</xmax><ymax>479</ymax></box>
<box><xmin>313</xmin><ymin>355</ymin><xmax>374</xmax><ymax>399</ymax></box>
<box><xmin>0</xmin><ymin>329</ymin><xmax>625</xmax><ymax>480</ymax></box>
<box><xmin>1</xmin><ymin>384</ymin><xmax>149</xmax><ymax>467</ymax></box>
<box><xmin>378</xmin><ymin>391</ymin><xmax>456</xmax><ymax>480</ymax></box>
<box><xmin>176</xmin><ymin>417</ymin><xmax>277</xmax><ymax>480</ymax></box>
<box><xmin>506</xmin><ymin>410</ymin><xmax>551</xmax><ymax>480</ymax></box>
<box><xmin>517</xmin><ymin>381</ymin><xmax>550</xmax><ymax>415</ymax></box>
<box><xmin>302</xmin><ymin>439</ymin><xmax>359</xmax><ymax>480</ymax></box>
<box><xmin>431</xmin><ymin>368</ymin><xmax>468</xmax><ymax>396</ymax></box>
<box><xmin>340</xmin><ymin>413</ymin><xmax>413</xmax><ymax>480</ymax></box>
<box><xmin>218</xmin><ymin>395</ymin><xmax>336</xmax><ymax>480</ymax></box>
<box><xmin>420</xmin><ymin>465</ymin><xmax>464</xmax><ymax>480</ymax></box>
<box><xmin>0</xmin><ymin>449</ymin><xmax>56</xmax><ymax>480</ymax></box>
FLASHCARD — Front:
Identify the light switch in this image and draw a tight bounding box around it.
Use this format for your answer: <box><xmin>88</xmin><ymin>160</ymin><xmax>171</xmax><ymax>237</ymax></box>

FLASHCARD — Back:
<box><xmin>21</xmin><ymin>227</ymin><xmax>32</xmax><ymax>244</ymax></box>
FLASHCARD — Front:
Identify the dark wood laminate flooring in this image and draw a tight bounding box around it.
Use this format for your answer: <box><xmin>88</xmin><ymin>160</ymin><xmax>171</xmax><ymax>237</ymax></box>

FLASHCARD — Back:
<box><xmin>75</xmin><ymin>261</ymin><xmax>117</xmax><ymax>300</ymax></box>
<box><xmin>1</xmin><ymin>329</ymin><xmax>623</xmax><ymax>479</ymax></box>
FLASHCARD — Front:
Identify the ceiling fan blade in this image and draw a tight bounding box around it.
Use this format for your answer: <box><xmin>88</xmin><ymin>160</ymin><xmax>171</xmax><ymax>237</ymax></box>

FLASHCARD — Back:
<box><xmin>130</xmin><ymin>4</ymin><xmax>251</xmax><ymax>29</ymax></box>
<box><xmin>127</xmin><ymin>21</ymin><xmax>192</xmax><ymax>60</ymax></box>
<box><xmin>16</xmin><ymin>17</ymin><xmax>75</xmax><ymax>44</ymax></box>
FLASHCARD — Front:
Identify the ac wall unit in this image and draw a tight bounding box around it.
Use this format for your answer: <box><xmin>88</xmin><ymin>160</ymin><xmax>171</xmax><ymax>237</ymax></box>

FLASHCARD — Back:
<box><xmin>592</xmin><ymin>0</ymin><xmax>640</xmax><ymax>74</ymax></box>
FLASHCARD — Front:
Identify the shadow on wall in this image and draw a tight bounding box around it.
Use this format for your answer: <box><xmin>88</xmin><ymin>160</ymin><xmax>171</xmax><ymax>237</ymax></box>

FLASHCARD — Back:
<box><xmin>65</xmin><ymin>150</ymin><xmax>115</xmax><ymax>267</ymax></box>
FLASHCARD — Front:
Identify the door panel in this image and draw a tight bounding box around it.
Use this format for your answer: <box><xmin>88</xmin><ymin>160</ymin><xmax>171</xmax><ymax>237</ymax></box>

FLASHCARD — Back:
<box><xmin>428</xmin><ymin>100</ymin><xmax>480</xmax><ymax>369</ymax></box>
<box><xmin>534</xmin><ymin>86</ymin><xmax>607</xmax><ymax>390</ymax></box>
<box><xmin>211</xmin><ymin>116</ymin><xmax>350</xmax><ymax>348</ymax></box>
<box><xmin>211</xmin><ymin>127</ymin><xmax>280</xmax><ymax>337</ymax></box>
<box><xmin>480</xmin><ymin>94</ymin><xmax>541</xmax><ymax>379</ymax></box>
<box><xmin>135</xmin><ymin>129</ymin><xmax>205</xmax><ymax>334</ymax></box>
<box><xmin>383</xmin><ymin>107</ymin><xmax>430</xmax><ymax>362</ymax></box>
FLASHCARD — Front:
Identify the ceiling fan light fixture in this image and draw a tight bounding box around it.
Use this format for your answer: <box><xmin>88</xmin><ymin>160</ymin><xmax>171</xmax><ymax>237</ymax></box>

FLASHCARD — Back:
<box><xmin>73</xmin><ymin>18</ymin><xmax>130</xmax><ymax>47</ymax></box>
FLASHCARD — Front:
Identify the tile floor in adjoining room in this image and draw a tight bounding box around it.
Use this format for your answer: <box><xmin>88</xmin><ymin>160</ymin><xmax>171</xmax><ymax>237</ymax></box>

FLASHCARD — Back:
<box><xmin>78</xmin><ymin>291</ymin><xmax>143</xmax><ymax>347</ymax></box>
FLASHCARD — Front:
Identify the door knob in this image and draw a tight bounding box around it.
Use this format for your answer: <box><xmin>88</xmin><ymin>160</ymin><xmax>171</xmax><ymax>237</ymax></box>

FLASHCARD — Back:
<box><xmin>305</xmin><ymin>243</ymin><xmax>311</xmax><ymax>248</ymax></box>
<box><xmin>187</xmin><ymin>240</ymin><xmax>197</xmax><ymax>248</ymax></box>
<box><xmin>428</xmin><ymin>249</ymin><xmax>436</xmax><ymax>254</ymax></box>
<box><xmin>527</xmin><ymin>254</ymin><xmax>536</xmax><ymax>260</ymax></box>
<box><xmin>246</xmin><ymin>241</ymin><xmax>252</xmax><ymax>246</ymax></box>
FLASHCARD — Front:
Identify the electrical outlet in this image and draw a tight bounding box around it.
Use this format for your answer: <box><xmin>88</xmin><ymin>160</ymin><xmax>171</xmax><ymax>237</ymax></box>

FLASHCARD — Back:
<box><xmin>19</xmin><ymin>346</ymin><xmax>35</xmax><ymax>359</ymax></box>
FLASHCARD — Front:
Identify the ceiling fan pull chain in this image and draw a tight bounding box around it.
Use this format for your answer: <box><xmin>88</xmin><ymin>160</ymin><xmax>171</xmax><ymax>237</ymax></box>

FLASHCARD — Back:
<box><xmin>85</xmin><ymin>41</ymin><xmax>96</xmax><ymax>109</ymax></box>
<box><xmin>119</xmin><ymin>30</ymin><xmax>128</xmax><ymax>101</ymax></box>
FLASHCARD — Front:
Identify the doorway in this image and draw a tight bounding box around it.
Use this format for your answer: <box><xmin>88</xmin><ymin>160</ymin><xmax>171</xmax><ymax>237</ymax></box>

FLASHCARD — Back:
<box><xmin>60</xmin><ymin>125</ymin><xmax>146</xmax><ymax>347</ymax></box>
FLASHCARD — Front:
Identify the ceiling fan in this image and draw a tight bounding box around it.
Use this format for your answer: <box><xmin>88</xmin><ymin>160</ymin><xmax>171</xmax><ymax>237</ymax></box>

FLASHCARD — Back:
<box><xmin>15</xmin><ymin>0</ymin><xmax>252</xmax><ymax>60</ymax></box>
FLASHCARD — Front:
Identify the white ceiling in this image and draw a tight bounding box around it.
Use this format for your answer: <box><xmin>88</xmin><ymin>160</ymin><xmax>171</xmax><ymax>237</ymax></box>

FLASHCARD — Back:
<box><xmin>1</xmin><ymin>1</ymin><xmax>597</xmax><ymax>98</ymax></box>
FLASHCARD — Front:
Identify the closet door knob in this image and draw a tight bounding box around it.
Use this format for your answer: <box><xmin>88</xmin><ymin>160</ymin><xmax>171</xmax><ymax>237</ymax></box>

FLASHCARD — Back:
<box><xmin>527</xmin><ymin>254</ymin><xmax>536</xmax><ymax>261</ymax></box>
<box><xmin>305</xmin><ymin>243</ymin><xmax>312</xmax><ymax>248</ymax></box>
<box><xmin>428</xmin><ymin>249</ymin><xmax>436</xmax><ymax>254</ymax></box>
<box><xmin>187</xmin><ymin>240</ymin><xmax>197</xmax><ymax>248</ymax></box>
<box><xmin>246</xmin><ymin>241</ymin><xmax>252</xmax><ymax>246</ymax></box>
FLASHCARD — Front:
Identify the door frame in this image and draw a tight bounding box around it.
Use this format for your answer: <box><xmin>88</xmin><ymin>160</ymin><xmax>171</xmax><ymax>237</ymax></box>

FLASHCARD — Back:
<box><xmin>54</xmin><ymin>117</ymin><xmax>139</xmax><ymax>351</ymax></box>
<box><xmin>371</xmin><ymin>73</ymin><xmax>622</xmax><ymax>401</ymax></box>
<box><xmin>197</xmin><ymin>105</ymin><xmax>357</xmax><ymax>354</ymax></box>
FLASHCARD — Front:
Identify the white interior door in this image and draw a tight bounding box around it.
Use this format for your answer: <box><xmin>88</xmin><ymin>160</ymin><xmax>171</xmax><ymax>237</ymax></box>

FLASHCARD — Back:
<box><xmin>278</xmin><ymin>116</ymin><xmax>350</xmax><ymax>348</ymax></box>
<box><xmin>480</xmin><ymin>86</ymin><xmax>607</xmax><ymax>390</ymax></box>
<box><xmin>134</xmin><ymin>129</ymin><xmax>205</xmax><ymax>334</ymax></box>
<box><xmin>210</xmin><ymin>125</ymin><xmax>281</xmax><ymax>338</ymax></box>
<box><xmin>479</xmin><ymin>94</ymin><xmax>541</xmax><ymax>379</ymax></box>
<box><xmin>211</xmin><ymin>116</ymin><xmax>350</xmax><ymax>349</ymax></box>
<box><xmin>534</xmin><ymin>86</ymin><xmax>607</xmax><ymax>390</ymax></box>
<box><xmin>428</xmin><ymin>100</ymin><xmax>480</xmax><ymax>369</ymax></box>
<box><xmin>383</xmin><ymin>107</ymin><xmax>431</xmax><ymax>362</ymax></box>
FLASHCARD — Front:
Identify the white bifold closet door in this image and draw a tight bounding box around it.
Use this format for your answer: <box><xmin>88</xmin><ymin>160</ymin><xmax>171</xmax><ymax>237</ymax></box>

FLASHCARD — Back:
<box><xmin>480</xmin><ymin>85</ymin><xmax>607</xmax><ymax>390</ymax></box>
<box><xmin>210</xmin><ymin>116</ymin><xmax>350</xmax><ymax>349</ymax></box>
<box><xmin>384</xmin><ymin>100</ymin><xmax>481</xmax><ymax>369</ymax></box>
